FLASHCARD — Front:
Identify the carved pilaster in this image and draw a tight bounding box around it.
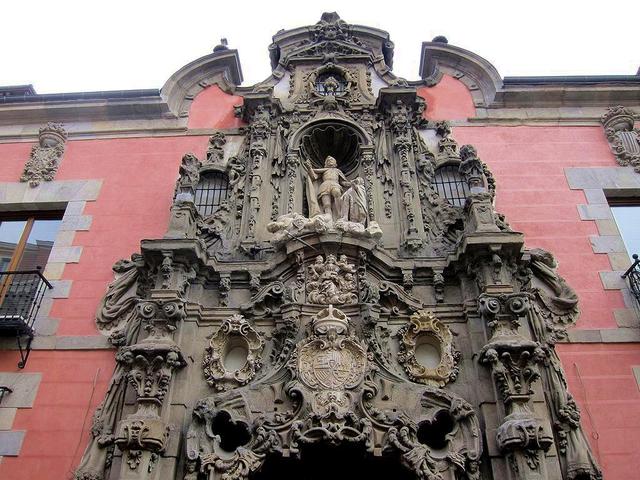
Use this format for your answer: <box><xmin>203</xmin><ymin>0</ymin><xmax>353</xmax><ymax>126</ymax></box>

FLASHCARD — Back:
<box><xmin>285</xmin><ymin>152</ymin><xmax>300</xmax><ymax>215</ymax></box>
<box><xmin>115</xmin><ymin>299</ymin><xmax>186</xmax><ymax>479</ymax></box>
<box><xmin>360</xmin><ymin>146</ymin><xmax>376</xmax><ymax>222</ymax></box>
<box><xmin>20</xmin><ymin>122</ymin><xmax>67</xmax><ymax>187</ymax></box>
<box><xmin>389</xmin><ymin>100</ymin><xmax>421</xmax><ymax>250</ymax></box>
<box><xmin>245</xmin><ymin>105</ymin><xmax>272</xmax><ymax>241</ymax></box>
<box><xmin>479</xmin><ymin>293</ymin><xmax>553</xmax><ymax>479</ymax></box>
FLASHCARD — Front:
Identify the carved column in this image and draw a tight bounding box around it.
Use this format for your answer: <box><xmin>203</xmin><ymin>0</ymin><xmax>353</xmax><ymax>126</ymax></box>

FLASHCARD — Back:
<box><xmin>114</xmin><ymin>299</ymin><xmax>186</xmax><ymax>480</ymax></box>
<box><xmin>478</xmin><ymin>294</ymin><xmax>553</xmax><ymax>479</ymax></box>
<box><xmin>360</xmin><ymin>146</ymin><xmax>376</xmax><ymax>223</ymax></box>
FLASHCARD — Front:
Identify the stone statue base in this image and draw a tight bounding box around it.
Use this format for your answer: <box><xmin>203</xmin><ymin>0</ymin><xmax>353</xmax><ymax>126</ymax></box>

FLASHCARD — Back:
<box><xmin>267</xmin><ymin>212</ymin><xmax>382</xmax><ymax>245</ymax></box>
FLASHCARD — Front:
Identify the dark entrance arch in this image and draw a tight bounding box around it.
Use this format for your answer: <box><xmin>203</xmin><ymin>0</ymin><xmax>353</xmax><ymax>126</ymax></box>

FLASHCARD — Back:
<box><xmin>252</xmin><ymin>443</ymin><xmax>414</xmax><ymax>480</ymax></box>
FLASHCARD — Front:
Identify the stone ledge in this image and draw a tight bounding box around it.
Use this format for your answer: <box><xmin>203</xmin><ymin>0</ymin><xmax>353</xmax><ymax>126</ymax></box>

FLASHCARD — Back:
<box><xmin>0</xmin><ymin>335</ymin><xmax>112</xmax><ymax>351</ymax></box>
<box><xmin>566</xmin><ymin>167</ymin><xmax>640</xmax><ymax>190</ymax></box>
<box><xmin>566</xmin><ymin>327</ymin><xmax>640</xmax><ymax>343</ymax></box>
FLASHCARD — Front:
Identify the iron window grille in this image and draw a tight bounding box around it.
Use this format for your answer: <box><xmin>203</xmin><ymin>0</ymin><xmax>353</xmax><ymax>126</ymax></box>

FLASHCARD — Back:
<box><xmin>315</xmin><ymin>72</ymin><xmax>348</xmax><ymax>97</ymax></box>
<box><xmin>433</xmin><ymin>165</ymin><xmax>470</xmax><ymax>207</ymax></box>
<box><xmin>195</xmin><ymin>171</ymin><xmax>230</xmax><ymax>217</ymax></box>
<box><xmin>0</xmin><ymin>268</ymin><xmax>52</xmax><ymax>368</ymax></box>
<box><xmin>622</xmin><ymin>253</ymin><xmax>640</xmax><ymax>308</ymax></box>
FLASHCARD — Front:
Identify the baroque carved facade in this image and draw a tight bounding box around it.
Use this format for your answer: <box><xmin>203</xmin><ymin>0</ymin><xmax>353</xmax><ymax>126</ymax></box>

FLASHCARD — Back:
<box><xmin>75</xmin><ymin>13</ymin><xmax>601</xmax><ymax>480</ymax></box>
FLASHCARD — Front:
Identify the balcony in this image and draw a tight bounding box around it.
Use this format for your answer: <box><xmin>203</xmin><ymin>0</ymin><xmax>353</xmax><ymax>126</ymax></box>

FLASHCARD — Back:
<box><xmin>622</xmin><ymin>254</ymin><xmax>640</xmax><ymax>308</ymax></box>
<box><xmin>0</xmin><ymin>269</ymin><xmax>53</xmax><ymax>368</ymax></box>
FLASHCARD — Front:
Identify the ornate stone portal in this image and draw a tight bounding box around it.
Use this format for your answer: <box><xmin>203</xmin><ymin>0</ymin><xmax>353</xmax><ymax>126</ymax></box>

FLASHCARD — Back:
<box><xmin>75</xmin><ymin>12</ymin><xmax>601</xmax><ymax>480</ymax></box>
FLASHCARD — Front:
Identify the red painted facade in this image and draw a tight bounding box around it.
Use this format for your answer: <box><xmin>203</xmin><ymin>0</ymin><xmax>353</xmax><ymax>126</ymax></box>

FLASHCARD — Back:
<box><xmin>0</xmin><ymin>74</ymin><xmax>638</xmax><ymax>479</ymax></box>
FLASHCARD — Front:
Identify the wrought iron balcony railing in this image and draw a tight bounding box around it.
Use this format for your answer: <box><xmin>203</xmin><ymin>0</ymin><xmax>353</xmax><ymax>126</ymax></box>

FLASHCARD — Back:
<box><xmin>622</xmin><ymin>254</ymin><xmax>640</xmax><ymax>308</ymax></box>
<box><xmin>0</xmin><ymin>269</ymin><xmax>53</xmax><ymax>368</ymax></box>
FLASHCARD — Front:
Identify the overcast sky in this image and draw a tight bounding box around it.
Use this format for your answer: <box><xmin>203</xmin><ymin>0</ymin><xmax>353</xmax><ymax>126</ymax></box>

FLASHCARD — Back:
<box><xmin>2</xmin><ymin>0</ymin><xmax>638</xmax><ymax>94</ymax></box>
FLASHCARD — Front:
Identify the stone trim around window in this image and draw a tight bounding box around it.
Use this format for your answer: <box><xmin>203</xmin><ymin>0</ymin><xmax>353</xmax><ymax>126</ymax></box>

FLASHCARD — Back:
<box><xmin>0</xmin><ymin>179</ymin><xmax>104</xmax><ymax>347</ymax></box>
<box><xmin>565</xmin><ymin>166</ymin><xmax>640</xmax><ymax>343</ymax></box>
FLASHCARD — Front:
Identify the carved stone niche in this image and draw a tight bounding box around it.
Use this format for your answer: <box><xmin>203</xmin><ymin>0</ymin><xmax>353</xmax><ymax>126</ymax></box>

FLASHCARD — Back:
<box><xmin>396</xmin><ymin>310</ymin><xmax>459</xmax><ymax>387</ymax></box>
<box><xmin>203</xmin><ymin>314</ymin><xmax>265</xmax><ymax>392</ymax></box>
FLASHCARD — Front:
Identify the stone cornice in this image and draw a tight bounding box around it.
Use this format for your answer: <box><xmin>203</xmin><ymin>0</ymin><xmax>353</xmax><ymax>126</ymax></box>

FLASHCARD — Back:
<box><xmin>419</xmin><ymin>41</ymin><xmax>640</xmax><ymax>112</ymax></box>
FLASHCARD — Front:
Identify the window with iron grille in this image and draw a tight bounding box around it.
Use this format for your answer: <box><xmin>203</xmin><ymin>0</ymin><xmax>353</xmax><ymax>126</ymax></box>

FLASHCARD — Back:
<box><xmin>315</xmin><ymin>72</ymin><xmax>347</xmax><ymax>97</ymax></box>
<box><xmin>433</xmin><ymin>165</ymin><xmax>470</xmax><ymax>207</ymax></box>
<box><xmin>195</xmin><ymin>172</ymin><xmax>229</xmax><ymax>217</ymax></box>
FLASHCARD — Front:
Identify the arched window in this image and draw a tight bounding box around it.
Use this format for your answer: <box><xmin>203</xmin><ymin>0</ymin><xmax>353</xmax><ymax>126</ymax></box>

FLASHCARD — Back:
<box><xmin>433</xmin><ymin>165</ymin><xmax>469</xmax><ymax>208</ymax></box>
<box><xmin>195</xmin><ymin>171</ymin><xmax>229</xmax><ymax>216</ymax></box>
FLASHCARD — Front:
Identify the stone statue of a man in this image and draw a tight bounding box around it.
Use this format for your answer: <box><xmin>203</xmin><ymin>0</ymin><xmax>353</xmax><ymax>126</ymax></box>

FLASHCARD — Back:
<box><xmin>304</xmin><ymin>155</ymin><xmax>351</xmax><ymax>220</ymax></box>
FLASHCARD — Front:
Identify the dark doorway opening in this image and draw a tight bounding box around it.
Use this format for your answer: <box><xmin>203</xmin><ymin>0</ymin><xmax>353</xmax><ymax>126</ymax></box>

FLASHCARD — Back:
<box><xmin>253</xmin><ymin>443</ymin><xmax>413</xmax><ymax>480</ymax></box>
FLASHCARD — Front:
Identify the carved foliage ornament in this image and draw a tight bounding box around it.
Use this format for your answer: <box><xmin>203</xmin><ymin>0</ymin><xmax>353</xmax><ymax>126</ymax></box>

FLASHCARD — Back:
<box><xmin>203</xmin><ymin>314</ymin><xmax>265</xmax><ymax>391</ymax></box>
<box><xmin>397</xmin><ymin>310</ymin><xmax>459</xmax><ymax>387</ymax></box>
<box><xmin>20</xmin><ymin>122</ymin><xmax>68</xmax><ymax>187</ymax></box>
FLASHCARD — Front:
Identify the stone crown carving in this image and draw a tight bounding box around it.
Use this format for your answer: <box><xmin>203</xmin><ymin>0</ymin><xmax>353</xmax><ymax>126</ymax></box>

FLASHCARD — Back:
<box><xmin>20</xmin><ymin>122</ymin><xmax>68</xmax><ymax>187</ymax></box>
<box><xmin>601</xmin><ymin>105</ymin><xmax>640</xmax><ymax>172</ymax></box>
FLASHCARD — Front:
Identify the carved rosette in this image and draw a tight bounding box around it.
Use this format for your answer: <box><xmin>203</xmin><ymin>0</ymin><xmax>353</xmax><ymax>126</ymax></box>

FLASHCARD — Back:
<box><xmin>20</xmin><ymin>122</ymin><xmax>68</xmax><ymax>187</ymax></box>
<box><xmin>397</xmin><ymin>310</ymin><xmax>459</xmax><ymax>387</ymax></box>
<box><xmin>203</xmin><ymin>314</ymin><xmax>265</xmax><ymax>391</ymax></box>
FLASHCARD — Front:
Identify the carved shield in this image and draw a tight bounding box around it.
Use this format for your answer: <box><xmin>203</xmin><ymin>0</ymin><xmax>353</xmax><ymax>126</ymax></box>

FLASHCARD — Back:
<box><xmin>298</xmin><ymin>339</ymin><xmax>366</xmax><ymax>390</ymax></box>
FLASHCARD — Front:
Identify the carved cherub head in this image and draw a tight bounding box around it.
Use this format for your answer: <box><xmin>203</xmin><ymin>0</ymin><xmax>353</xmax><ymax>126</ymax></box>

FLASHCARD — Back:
<box><xmin>324</xmin><ymin>156</ymin><xmax>337</xmax><ymax>168</ymax></box>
